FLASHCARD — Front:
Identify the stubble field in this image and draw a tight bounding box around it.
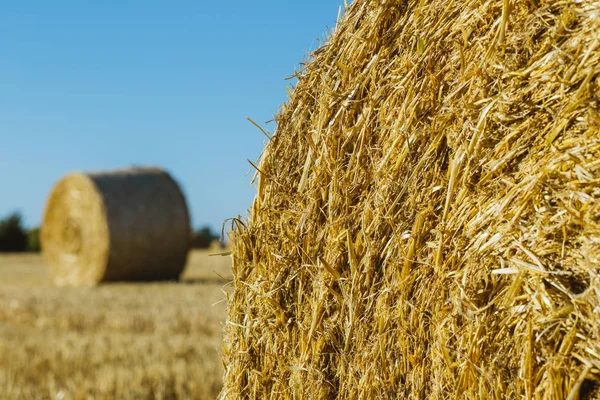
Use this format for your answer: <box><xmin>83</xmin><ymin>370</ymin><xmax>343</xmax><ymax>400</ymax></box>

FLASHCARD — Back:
<box><xmin>0</xmin><ymin>250</ymin><xmax>232</xmax><ymax>400</ymax></box>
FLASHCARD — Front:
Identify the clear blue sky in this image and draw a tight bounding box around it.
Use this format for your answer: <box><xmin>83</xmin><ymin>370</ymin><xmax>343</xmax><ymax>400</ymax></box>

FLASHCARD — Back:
<box><xmin>0</xmin><ymin>1</ymin><xmax>345</xmax><ymax>231</ymax></box>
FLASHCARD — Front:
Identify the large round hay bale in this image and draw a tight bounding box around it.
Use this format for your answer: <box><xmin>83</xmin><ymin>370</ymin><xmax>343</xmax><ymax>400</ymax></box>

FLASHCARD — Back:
<box><xmin>42</xmin><ymin>167</ymin><xmax>190</xmax><ymax>286</ymax></box>
<box><xmin>222</xmin><ymin>0</ymin><xmax>600</xmax><ymax>398</ymax></box>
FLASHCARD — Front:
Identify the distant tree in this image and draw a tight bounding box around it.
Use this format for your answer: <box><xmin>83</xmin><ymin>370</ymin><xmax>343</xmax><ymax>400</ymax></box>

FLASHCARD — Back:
<box><xmin>27</xmin><ymin>227</ymin><xmax>41</xmax><ymax>252</ymax></box>
<box><xmin>0</xmin><ymin>212</ymin><xmax>28</xmax><ymax>252</ymax></box>
<box><xmin>191</xmin><ymin>226</ymin><xmax>219</xmax><ymax>249</ymax></box>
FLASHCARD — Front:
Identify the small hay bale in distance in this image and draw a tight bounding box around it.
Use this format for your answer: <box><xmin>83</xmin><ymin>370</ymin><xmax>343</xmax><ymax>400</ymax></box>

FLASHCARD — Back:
<box><xmin>42</xmin><ymin>167</ymin><xmax>190</xmax><ymax>286</ymax></box>
<box><xmin>222</xmin><ymin>0</ymin><xmax>600</xmax><ymax>398</ymax></box>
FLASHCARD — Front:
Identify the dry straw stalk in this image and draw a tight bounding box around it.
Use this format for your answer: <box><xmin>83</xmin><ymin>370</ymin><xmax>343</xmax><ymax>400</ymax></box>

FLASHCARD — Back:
<box><xmin>222</xmin><ymin>0</ymin><xmax>600</xmax><ymax>398</ymax></box>
<box><xmin>42</xmin><ymin>167</ymin><xmax>190</xmax><ymax>286</ymax></box>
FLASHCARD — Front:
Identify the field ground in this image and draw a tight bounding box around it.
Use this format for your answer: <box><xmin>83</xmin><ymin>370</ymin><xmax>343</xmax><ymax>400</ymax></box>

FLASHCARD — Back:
<box><xmin>0</xmin><ymin>250</ymin><xmax>232</xmax><ymax>400</ymax></box>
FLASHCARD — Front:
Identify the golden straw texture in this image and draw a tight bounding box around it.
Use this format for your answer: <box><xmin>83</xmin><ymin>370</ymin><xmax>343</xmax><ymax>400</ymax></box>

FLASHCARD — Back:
<box><xmin>42</xmin><ymin>167</ymin><xmax>190</xmax><ymax>286</ymax></box>
<box><xmin>222</xmin><ymin>0</ymin><xmax>600</xmax><ymax>398</ymax></box>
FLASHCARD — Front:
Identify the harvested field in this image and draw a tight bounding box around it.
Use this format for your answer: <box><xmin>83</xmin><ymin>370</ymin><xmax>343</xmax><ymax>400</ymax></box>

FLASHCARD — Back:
<box><xmin>0</xmin><ymin>250</ymin><xmax>231</xmax><ymax>400</ymax></box>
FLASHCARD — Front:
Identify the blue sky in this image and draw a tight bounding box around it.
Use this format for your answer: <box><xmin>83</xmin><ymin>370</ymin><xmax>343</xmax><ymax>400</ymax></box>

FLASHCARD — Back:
<box><xmin>0</xmin><ymin>1</ymin><xmax>345</xmax><ymax>231</ymax></box>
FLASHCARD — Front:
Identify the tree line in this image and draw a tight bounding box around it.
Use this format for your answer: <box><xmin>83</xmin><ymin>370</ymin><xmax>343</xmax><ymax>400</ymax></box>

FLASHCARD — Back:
<box><xmin>0</xmin><ymin>212</ymin><xmax>223</xmax><ymax>253</ymax></box>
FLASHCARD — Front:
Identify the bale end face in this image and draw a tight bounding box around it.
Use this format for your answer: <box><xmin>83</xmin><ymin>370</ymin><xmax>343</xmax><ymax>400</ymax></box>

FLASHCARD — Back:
<box><xmin>42</xmin><ymin>173</ymin><xmax>109</xmax><ymax>286</ymax></box>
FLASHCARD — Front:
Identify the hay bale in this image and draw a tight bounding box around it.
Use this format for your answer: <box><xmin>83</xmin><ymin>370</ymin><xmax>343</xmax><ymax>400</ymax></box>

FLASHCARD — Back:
<box><xmin>42</xmin><ymin>167</ymin><xmax>190</xmax><ymax>286</ymax></box>
<box><xmin>222</xmin><ymin>0</ymin><xmax>600</xmax><ymax>398</ymax></box>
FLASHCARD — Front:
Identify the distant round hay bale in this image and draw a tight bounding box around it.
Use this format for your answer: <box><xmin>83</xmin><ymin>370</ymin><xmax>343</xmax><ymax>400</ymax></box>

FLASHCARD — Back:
<box><xmin>42</xmin><ymin>167</ymin><xmax>190</xmax><ymax>286</ymax></box>
<box><xmin>222</xmin><ymin>0</ymin><xmax>600</xmax><ymax>398</ymax></box>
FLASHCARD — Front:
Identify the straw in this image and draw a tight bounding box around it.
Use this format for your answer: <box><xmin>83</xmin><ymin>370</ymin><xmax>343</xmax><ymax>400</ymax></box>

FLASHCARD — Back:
<box><xmin>42</xmin><ymin>167</ymin><xmax>190</xmax><ymax>286</ymax></box>
<box><xmin>221</xmin><ymin>0</ymin><xmax>600</xmax><ymax>397</ymax></box>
